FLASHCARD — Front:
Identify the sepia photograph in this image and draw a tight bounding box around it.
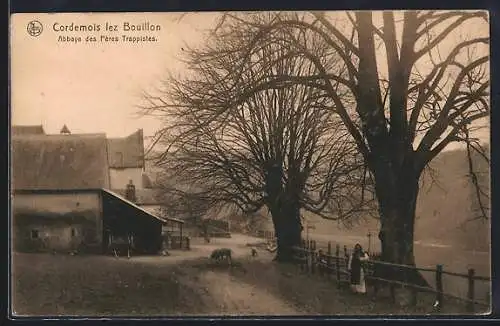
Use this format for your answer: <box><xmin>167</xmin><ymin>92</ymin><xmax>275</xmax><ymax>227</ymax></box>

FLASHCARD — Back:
<box><xmin>10</xmin><ymin>10</ymin><xmax>491</xmax><ymax>317</ymax></box>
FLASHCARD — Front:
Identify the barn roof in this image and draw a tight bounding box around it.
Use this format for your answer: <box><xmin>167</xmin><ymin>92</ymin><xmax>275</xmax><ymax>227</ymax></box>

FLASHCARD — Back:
<box><xmin>107</xmin><ymin>129</ymin><xmax>145</xmax><ymax>168</ymax></box>
<box><xmin>12</xmin><ymin>125</ymin><xmax>45</xmax><ymax>136</ymax></box>
<box><xmin>102</xmin><ymin>188</ymin><xmax>184</xmax><ymax>224</ymax></box>
<box><xmin>11</xmin><ymin>133</ymin><xmax>110</xmax><ymax>190</ymax></box>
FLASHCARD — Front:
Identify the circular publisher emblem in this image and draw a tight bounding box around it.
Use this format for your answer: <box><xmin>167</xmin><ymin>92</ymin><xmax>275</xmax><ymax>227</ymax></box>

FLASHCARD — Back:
<box><xmin>27</xmin><ymin>20</ymin><xmax>43</xmax><ymax>37</ymax></box>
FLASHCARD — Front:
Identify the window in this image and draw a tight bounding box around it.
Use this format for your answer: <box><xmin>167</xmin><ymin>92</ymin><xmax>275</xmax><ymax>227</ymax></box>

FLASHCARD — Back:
<box><xmin>71</xmin><ymin>228</ymin><xmax>76</xmax><ymax>237</ymax></box>
<box><xmin>31</xmin><ymin>230</ymin><xmax>39</xmax><ymax>239</ymax></box>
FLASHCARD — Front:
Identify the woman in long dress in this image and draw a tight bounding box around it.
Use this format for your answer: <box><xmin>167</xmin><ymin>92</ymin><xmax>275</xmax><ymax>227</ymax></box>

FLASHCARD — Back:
<box><xmin>348</xmin><ymin>243</ymin><xmax>370</xmax><ymax>294</ymax></box>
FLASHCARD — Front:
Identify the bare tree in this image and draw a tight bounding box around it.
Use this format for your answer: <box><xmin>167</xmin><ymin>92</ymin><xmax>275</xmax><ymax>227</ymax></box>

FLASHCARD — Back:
<box><xmin>156</xmin><ymin>181</ymin><xmax>213</xmax><ymax>224</ymax></box>
<box><xmin>204</xmin><ymin>11</ymin><xmax>490</xmax><ymax>267</ymax></box>
<box><xmin>140</xmin><ymin>20</ymin><xmax>373</xmax><ymax>261</ymax></box>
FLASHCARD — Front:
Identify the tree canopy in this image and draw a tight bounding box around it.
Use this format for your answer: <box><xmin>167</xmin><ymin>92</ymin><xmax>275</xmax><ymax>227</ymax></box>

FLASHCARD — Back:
<box><xmin>141</xmin><ymin>11</ymin><xmax>489</xmax><ymax>264</ymax></box>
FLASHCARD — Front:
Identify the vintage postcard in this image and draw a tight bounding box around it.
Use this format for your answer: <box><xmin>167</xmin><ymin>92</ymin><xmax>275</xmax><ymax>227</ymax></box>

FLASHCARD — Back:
<box><xmin>10</xmin><ymin>11</ymin><xmax>491</xmax><ymax>317</ymax></box>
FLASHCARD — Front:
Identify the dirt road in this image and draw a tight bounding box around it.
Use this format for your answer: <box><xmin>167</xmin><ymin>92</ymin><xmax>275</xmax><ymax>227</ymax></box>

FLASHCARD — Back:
<box><xmin>127</xmin><ymin>234</ymin><xmax>304</xmax><ymax>315</ymax></box>
<box><xmin>196</xmin><ymin>270</ymin><xmax>303</xmax><ymax>315</ymax></box>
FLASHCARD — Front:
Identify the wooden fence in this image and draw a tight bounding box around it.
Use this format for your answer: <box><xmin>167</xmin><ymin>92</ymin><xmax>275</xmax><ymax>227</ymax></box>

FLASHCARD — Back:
<box><xmin>254</xmin><ymin>232</ymin><xmax>489</xmax><ymax>312</ymax></box>
<box><xmin>292</xmin><ymin>239</ymin><xmax>490</xmax><ymax>312</ymax></box>
<box><xmin>164</xmin><ymin>235</ymin><xmax>190</xmax><ymax>250</ymax></box>
<box><xmin>256</xmin><ymin>230</ymin><xmax>277</xmax><ymax>243</ymax></box>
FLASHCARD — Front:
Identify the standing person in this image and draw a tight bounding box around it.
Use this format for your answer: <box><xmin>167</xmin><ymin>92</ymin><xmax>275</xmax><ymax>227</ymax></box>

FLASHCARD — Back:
<box><xmin>127</xmin><ymin>233</ymin><xmax>134</xmax><ymax>259</ymax></box>
<box><xmin>348</xmin><ymin>243</ymin><xmax>370</xmax><ymax>294</ymax></box>
<box><xmin>202</xmin><ymin>220</ymin><xmax>210</xmax><ymax>243</ymax></box>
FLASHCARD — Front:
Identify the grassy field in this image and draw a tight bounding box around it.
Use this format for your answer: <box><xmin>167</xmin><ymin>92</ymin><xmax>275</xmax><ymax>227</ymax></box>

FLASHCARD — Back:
<box><xmin>11</xmin><ymin>253</ymin><xmax>210</xmax><ymax>316</ymax></box>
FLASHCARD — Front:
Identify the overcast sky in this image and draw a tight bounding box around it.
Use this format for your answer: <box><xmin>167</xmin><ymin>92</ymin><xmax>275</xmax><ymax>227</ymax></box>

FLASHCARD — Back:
<box><xmin>11</xmin><ymin>12</ymin><xmax>219</xmax><ymax>139</ymax></box>
<box><xmin>11</xmin><ymin>12</ymin><xmax>489</xmax><ymax>150</ymax></box>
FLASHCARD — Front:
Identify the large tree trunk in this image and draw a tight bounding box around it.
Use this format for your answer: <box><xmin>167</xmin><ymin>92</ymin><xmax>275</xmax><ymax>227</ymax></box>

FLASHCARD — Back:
<box><xmin>265</xmin><ymin>162</ymin><xmax>303</xmax><ymax>262</ymax></box>
<box><xmin>374</xmin><ymin>163</ymin><xmax>429</xmax><ymax>305</ymax></box>
<box><xmin>376</xmin><ymin>163</ymin><xmax>418</xmax><ymax>265</ymax></box>
<box><xmin>270</xmin><ymin>200</ymin><xmax>302</xmax><ymax>263</ymax></box>
<box><xmin>355</xmin><ymin>12</ymin><xmax>427</xmax><ymax>303</ymax></box>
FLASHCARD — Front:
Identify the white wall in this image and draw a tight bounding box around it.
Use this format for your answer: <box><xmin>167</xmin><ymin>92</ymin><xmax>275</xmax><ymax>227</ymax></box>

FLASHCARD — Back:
<box><xmin>109</xmin><ymin>167</ymin><xmax>144</xmax><ymax>189</ymax></box>
<box><xmin>12</xmin><ymin>192</ymin><xmax>102</xmax><ymax>251</ymax></box>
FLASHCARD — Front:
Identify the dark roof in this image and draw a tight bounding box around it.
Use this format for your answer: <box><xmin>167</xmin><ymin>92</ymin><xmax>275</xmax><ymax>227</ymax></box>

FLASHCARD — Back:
<box><xmin>107</xmin><ymin>129</ymin><xmax>145</xmax><ymax>168</ymax></box>
<box><xmin>12</xmin><ymin>134</ymin><xmax>110</xmax><ymax>190</ymax></box>
<box><xmin>102</xmin><ymin>189</ymin><xmax>184</xmax><ymax>224</ymax></box>
<box><xmin>12</xmin><ymin>125</ymin><xmax>45</xmax><ymax>136</ymax></box>
<box><xmin>112</xmin><ymin>188</ymin><xmax>162</xmax><ymax>205</ymax></box>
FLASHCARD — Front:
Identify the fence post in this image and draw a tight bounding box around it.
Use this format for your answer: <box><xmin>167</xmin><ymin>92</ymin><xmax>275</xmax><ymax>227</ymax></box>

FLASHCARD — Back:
<box><xmin>467</xmin><ymin>268</ymin><xmax>475</xmax><ymax>313</ymax></box>
<box><xmin>335</xmin><ymin>244</ymin><xmax>341</xmax><ymax>289</ymax></box>
<box><xmin>186</xmin><ymin>237</ymin><xmax>190</xmax><ymax>250</ymax></box>
<box><xmin>367</xmin><ymin>231</ymin><xmax>372</xmax><ymax>254</ymax></box>
<box><xmin>306</xmin><ymin>241</ymin><xmax>311</xmax><ymax>273</ymax></box>
<box><xmin>344</xmin><ymin>245</ymin><xmax>348</xmax><ymax>264</ymax></box>
<box><xmin>435</xmin><ymin>264</ymin><xmax>443</xmax><ymax>312</ymax></box>
<box><xmin>327</xmin><ymin>242</ymin><xmax>332</xmax><ymax>279</ymax></box>
<box><xmin>301</xmin><ymin>239</ymin><xmax>306</xmax><ymax>272</ymax></box>
<box><xmin>311</xmin><ymin>240</ymin><xmax>316</xmax><ymax>274</ymax></box>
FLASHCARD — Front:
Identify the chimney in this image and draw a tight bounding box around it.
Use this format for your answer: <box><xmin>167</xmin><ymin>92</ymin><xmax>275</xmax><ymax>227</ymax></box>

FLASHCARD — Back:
<box><xmin>60</xmin><ymin>124</ymin><xmax>71</xmax><ymax>135</ymax></box>
<box><xmin>125</xmin><ymin>179</ymin><xmax>137</xmax><ymax>203</ymax></box>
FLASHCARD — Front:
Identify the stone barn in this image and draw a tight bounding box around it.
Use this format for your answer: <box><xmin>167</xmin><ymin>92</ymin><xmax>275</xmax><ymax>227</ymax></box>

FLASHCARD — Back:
<box><xmin>11</xmin><ymin>127</ymin><xmax>183</xmax><ymax>254</ymax></box>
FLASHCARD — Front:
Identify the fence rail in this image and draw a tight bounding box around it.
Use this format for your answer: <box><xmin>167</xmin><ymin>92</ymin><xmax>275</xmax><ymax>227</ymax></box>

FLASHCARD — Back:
<box><xmin>255</xmin><ymin>231</ymin><xmax>490</xmax><ymax>312</ymax></box>
<box><xmin>164</xmin><ymin>235</ymin><xmax>190</xmax><ymax>250</ymax></box>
